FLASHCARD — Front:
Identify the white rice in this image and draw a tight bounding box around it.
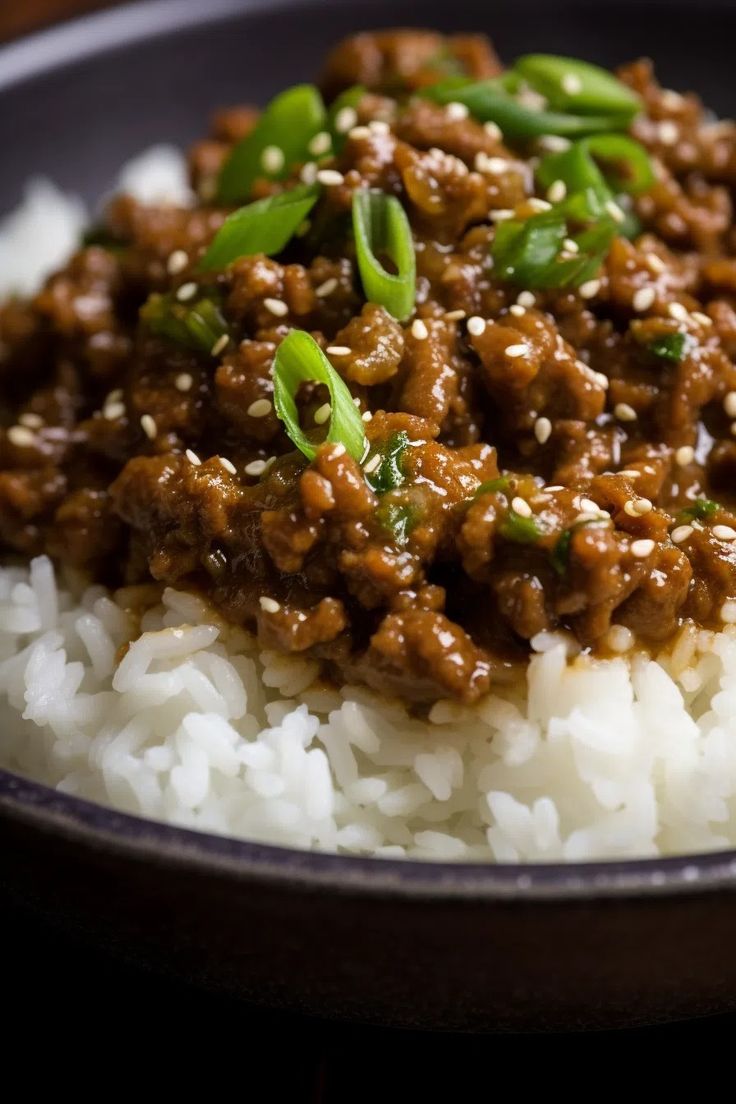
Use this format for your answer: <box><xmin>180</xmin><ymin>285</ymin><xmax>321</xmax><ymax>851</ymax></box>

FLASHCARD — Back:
<box><xmin>2</xmin><ymin>150</ymin><xmax>736</xmax><ymax>861</ymax></box>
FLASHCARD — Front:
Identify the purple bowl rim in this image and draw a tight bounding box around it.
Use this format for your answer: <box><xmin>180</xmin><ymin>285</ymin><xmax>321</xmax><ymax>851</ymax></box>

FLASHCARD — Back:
<box><xmin>1</xmin><ymin>0</ymin><xmax>736</xmax><ymax>902</ymax></box>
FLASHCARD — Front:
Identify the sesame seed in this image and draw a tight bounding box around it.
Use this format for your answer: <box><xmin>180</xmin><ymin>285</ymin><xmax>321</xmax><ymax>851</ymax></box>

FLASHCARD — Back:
<box><xmin>348</xmin><ymin>124</ymin><xmax>371</xmax><ymax>140</ymax></box>
<box><xmin>580</xmin><ymin>497</ymin><xmax>600</xmax><ymax>514</ymax></box>
<box><xmin>330</xmin><ymin>443</ymin><xmax>347</xmax><ymax>458</ymax></box>
<box><xmin>646</xmin><ymin>253</ymin><xmax>666</xmax><ymax>274</ymax></box>
<box><xmin>313</xmin><ymin>402</ymin><xmax>331</xmax><ymax>425</ymax></box>
<box><xmin>534</xmin><ymin>416</ymin><xmax>552</xmax><ymax>444</ymax></box>
<box><xmin>446</xmin><ymin>101</ymin><xmax>469</xmax><ymax>120</ymax></box>
<box><xmin>538</xmin><ymin>134</ymin><xmax>571</xmax><ymax>152</ymax></box>
<box><xmin>411</xmin><ymin>319</ymin><xmax>429</xmax><ymax>340</ymax></box>
<box><xmin>475</xmin><ymin>153</ymin><xmax>508</xmax><ymax>174</ymax></box>
<box><xmin>300</xmin><ymin>161</ymin><xmax>319</xmax><ymax>185</ymax></box>
<box><xmin>594</xmin><ymin>370</ymin><xmax>609</xmax><ymax>390</ymax></box>
<box><xmin>579</xmin><ymin>279</ymin><xmax>601</xmax><ymax>299</ymax></box>
<box><xmin>335</xmin><ymin>106</ymin><xmax>358</xmax><ymax>133</ymax></box>
<box><xmin>561</xmin><ymin>72</ymin><xmax>583</xmax><ymax>95</ymax></box>
<box><xmin>547</xmin><ymin>179</ymin><xmax>567</xmax><ymax>203</ymax></box>
<box><xmin>624</xmin><ymin>497</ymin><xmax>653</xmax><ymax>517</ymax></box>
<box><xmin>140</xmin><ymin>414</ymin><xmax>157</xmax><ymax>439</ymax></box>
<box><xmin>671</xmin><ymin>524</ymin><xmax>694</xmax><ymax>544</ymax></box>
<box><xmin>259</xmin><ymin>596</ymin><xmax>281</xmax><ymax>614</ymax></box>
<box><xmin>675</xmin><ymin>445</ymin><xmax>695</xmax><ymax>466</ymax></box>
<box><xmin>264</xmin><ymin>297</ymin><xmax>288</xmax><ymax>317</ymax></box>
<box><xmin>261</xmin><ymin>145</ymin><xmax>285</xmax><ymax>174</ymax></box>
<box><xmin>618</xmin><ymin>469</ymin><xmax>641</xmax><ymax>478</ymax></box>
<box><xmin>175</xmin><ymin>373</ymin><xmax>193</xmax><ymax>392</ymax></box>
<box><xmin>443</xmin><ymin>309</ymin><xmax>467</xmax><ymax>321</ymax></box>
<box><xmin>361</xmin><ymin>410</ymin><xmax>373</xmax><ymax>422</ymax></box>
<box><xmin>490</xmin><ymin>209</ymin><xmax>515</xmax><ymax>222</ymax></box>
<box><xmin>527</xmin><ymin>198</ymin><xmax>552</xmax><ymax>213</ymax></box>
<box><xmin>167</xmin><ymin>250</ymin><xmax>188</xmax><ymax>275</ymax></box>
<box><xmin>308</xmin><ymin>131</ymin><xmax>332</xmax><ymax>157</ymax></box>
<box><xmin>668</xmin><ymin>302</ymin><xmax>689</xmax><ymax>322</ymax></box>
<box><xmin>562</xmin><ymin>238</ymin><xmax>579</xmax><ymax>254</ymax></box>
<box><xmin>517</xmin><ymin>291</ymin><xmax>536</xmax><ymax>308</ymax></box>
<box><xmin>185</xmin><ymin>449</ymin><xmax>201</xmax><ymax>466</ymax></box>
<box><xmin>7</xmin><ymin>425</ymin><xmax>36</xmax><ymax>447</ymax></box>
<box><xmin>505</xmin><ymin>343</ymin><xmax>529</xmax><ymax>358</ymax></box>
<box><xmin>724</xmin><ymin>392</ymin><xmax>736</xmax><ymax>418</ymax></box>
<box><xmin>176</xmin><ymin>282</ymin><xmax>198</xmax><ymax>302</ymax></box>
<box><xmin>658</xmin><ymin>120</ymin><xmax>679</xmax><ymax>146</ymax></box>
<box><xmin>721</xmin><ymin>599</ymin><xmax>736</xmax><ymax>623</ymax></box>
<box><xmin>211</xmin><ymin>334</ymin><xmax>229</xmax><ymax>357</ymax></box>
<box><xmin>631</xmin><ymin>538</ymin><xmax>655</xmax><ymax>558</ymax></box>
<box><xmin>691</xmin><ymin>311</ymin><xmax>712</xmax><ymax>327</ymax></box>
<box><xmin>605</xmin><ymin>200</ymin><xmax>625</xmax><ymax>224</ymax></box>
<box><xmin>467</xmin><ymin>316</ymin><xmax>486</xmax><ymax>337</ymax></box>
<box><xmin>352</xmin><ymin>397</ymin><xmax>361</xmax><ymax>407</ymax></box>
<box><xmin>633</xmin><ymin>286</ymin><xmax>655</xmax><ymax>312</ymax></box>
<box><xmin>714</xmin><ymin>525</ymin><xmax>736</xmax><ymax>541</ymax></box>
<box><xmin>606</xmin><ymin>624</ymin><xmax>634</xmax><ymax>653</ymax></box>
<box><xmin>483</xmin><ymin>121</ymin><xmax>502</xmax><ymax>141</ymax></box>
<box><xmin>103</xmin><ymin>402</ymin><xmax>125</xmax><ymax>421</ymax></box>
<box><xmin>509</xmin><ymin>304</ymin><xmax>526</xmax><ymax>317</ymax></box>
<box><xmin>369</xmin><ymin>120</ymin><xmax>390</xmax><ymax>135</ymax></box>
<box><xmin>316</xmin><ymin>169</ymin><xmax>345</xmax><ymax>186</ymax></box>
<box><xmin>363</xmin><ymin>454</ymin><xmax>381</xmax><ymax>474</ymax></box>
<box><xmin>614</xmin><ymin>402</ymin><xmax>638</xmax><ymax>422</ymax></box>
<box><xmin>247</xmin><ymin>398</ymin><xmax>273</xmax><ymax>418</ymax></box>
<box><xmin>245</xmin><ymin>459</ymin><xmax>267</xmax><ymax>476</ymax></box>
<box><xmin>661</xmin><ymin>89</ymin><xmax>685</xmax><ymax>109</ymax></box>
<box><xmin>326</xmin><ymin>345</ymin><xmax>351</xmax><ymax>356</ymax></box>
<box><xmin>219</xmin><ymin>457</ymin><xmax>237</xmax><ymax>475</ymax></box>
<box><xmin>315</xmin><ymin>277</ymin><xmax>338</xmax><ymax>298</ymax></box>
<box><xmin>511</xmin><ymin>496</ymin><xmax>532</xmax><ymax>518</ymax></box>
<box><xmin>19</xmin><ymin>413</ymin><xmax>43</xmax><ymax>428</ymax></box>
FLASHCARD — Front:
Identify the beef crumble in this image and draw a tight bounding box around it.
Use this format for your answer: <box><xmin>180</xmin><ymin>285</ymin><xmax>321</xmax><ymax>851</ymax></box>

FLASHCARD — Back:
<box><xmin>3</xmin><ymin>29</ymin><xmax>736</xmax><ymax>705</ymax></box>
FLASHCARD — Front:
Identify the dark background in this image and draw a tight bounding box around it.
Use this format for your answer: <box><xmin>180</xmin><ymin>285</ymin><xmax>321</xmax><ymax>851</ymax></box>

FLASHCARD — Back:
<box><xmin>2</xmin><ymin>0</ymin><xmax>736</xmax><ymax>1084</ymax></box>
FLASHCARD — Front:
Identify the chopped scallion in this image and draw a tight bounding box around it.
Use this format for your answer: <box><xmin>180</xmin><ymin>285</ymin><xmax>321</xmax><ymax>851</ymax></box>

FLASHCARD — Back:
<box><xmin>199</xmin><ymin>184</ymin><xmax>320</xmax><ymax>270</ymax></box>
<box><xmin>352</xmin><ymin>190</ymin><xmax>416</xmax><ymax>321</ymax></box>
<box><xmin>140</xmin><ymin>291</ymin><xmax>228</xmax><ymax>355</ymax></box>
<box><xmin>365</xmin><ymin>431</ymin><xmax>410</xmax><ymax>494</ymax></box>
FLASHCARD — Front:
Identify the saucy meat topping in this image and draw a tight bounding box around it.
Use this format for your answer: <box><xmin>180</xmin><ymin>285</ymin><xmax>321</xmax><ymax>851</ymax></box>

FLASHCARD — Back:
<box><xmin>3</xmin><ymin>29</ymin><xmax>736</xmax><ymax>704</ymax></box>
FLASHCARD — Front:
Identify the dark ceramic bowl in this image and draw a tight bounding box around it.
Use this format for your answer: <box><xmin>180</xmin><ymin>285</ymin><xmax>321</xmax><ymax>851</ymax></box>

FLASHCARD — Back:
<box><xmin>2</xmin><ymin>0</ymin><xmax>736</xmax><ymax>1033</ymax></box>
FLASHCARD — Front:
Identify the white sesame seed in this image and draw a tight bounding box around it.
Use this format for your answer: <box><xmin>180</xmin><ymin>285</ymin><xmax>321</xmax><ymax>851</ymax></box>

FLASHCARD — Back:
<box><xmin>631</xmin><ymin>538</ymin><xmax>655</xmax><ymax>558</ymax></box>
<box><xmin>176</xmin><ymin>282</ymin><xmax>198</xmax><ymax>302</ymax></box>
<box><xmin>691</xmin><ymin>311</ymin><xmax>712</xmax><ymax>327</ymax></box>
<box><xmin>668</xmin><ymin>302</ymin><xmax>689</xmax><ymax>322</ymax></box>
<box><xmin>561</xmin><ymin>72</ymin><xmax>583</xmax><ymax>95</ymax></box>
<box><xmin>618</xmin><ymin>469</ymin><xmax>641</xmax><ymax>478</ymax></box>
<box><xmin>547</xmin><ymin>179</ymin><xmax>567</xmax><ymax>203</ymax></box>
<box><xmin>348</xmin><ymin>124</ymin><xmax>371</xmax><ymax>140</ymax></box>
<box><xmin>211</xmin><ymin>334</ymin><xmax>229</xmax><ymax>357</ymax></box>
<box><xmin>369</xmin><ymin>120</ymin><xmax>390</xmax><ymax>135</ymax></box>
<box><xmin>633</xmin><ymin>286</ymin><xmax>656</xmax><ymax>312</ymax></box>
<box><xmin>624</xmin><ymin>497</ymin><xmax>653</xmax><ymax>517</ymax></box>
<box><xmin>264</xmin><ymin>297</ymin><xmax>288</xmax><ymax>317</ymax></box>
<box><xmin>308</xmin><ymin>131</ymin><xmax>332</xmax><ymax>157</ymax></box>
<box><xmin>534</xmin><ymin>416</ymin><xmax>552</xmax><ymax>444</ymax></box>
<box><xmin>446</xmin><ymin>101</ymin><xmax>469</xmax><ymax>121</ymax></box>
<box><xmin>579</xmin><ymin>279</ymin><xmax>601</xmax><ymax>299</ymax></box>
<box><xmin>475</xmin><ymin>154</ymin><xmax>508</xmax><ymax>175</ymax></box>
<box><xmin>527</xmin><ymin>198</ymin><xmax>552</xmax><ymax>213</ymax></box>
<box><xmin>102</xmin><ymin>402</ymin><xmax>125</xmax><ymax>421</ymax></box>
<box><xmin>658</xmin><ymin>120</ymin><xmax>679</xmax><ymax>146</ymax></box>
<box><xmin>443</xmin><ymin>309</ymin><xmax>467</xmax><ymax>321</ymax></box>
<box><xmin>671</xmin><ymin>524</ymin><xmax>694</xmax><ymax>544</ymax></box>
<box><xmin>140</xmin><ymin>414</ymin><xmax>157</xmax><ymax>439</ymax></box>
<box><xmin>363</xmin><ymin>454</ymin><xmax>382</xmax><ymax>474</ymax></box>
<box><xmin>315</xmin><ymin>277</ymin><xmax>338</xmax><ymax>298</ymax></box>
<box><xmin>505</xmin><ymin>343</ymin><xmax>529</xmax><ymax>358</ymax></box>
<box><xmin>724</xmin><ymin>392</ymin><xmax>736</xmax><ymax>418</ymax></box>
<box><xmin>314</xmin><ymin>402</ymin><xmax>331</xmax><ymax>425</ymax></box>
<box><xmin>614</xmin><ymin>402</ymin><xmax>638</xmax><ymax>422</ymax></box>
<box><xmin>352</xmin><ymin>397</ymin><xmax>361</xmax><ymax>407</ymax></box>
<box><xmin>220</xmin><ymin>457</ymin><xmax>237</xmax><ymax>475</ymax></box>
<box><xmin>7</xmin><ymin>425</ymin><xmax>36</xmax><ymax>447</ymax></box>
<box><xmin>261</xmin><ymin>145</ymin><xmax>285</xmax><ymax>174</ymax></box>
<box><xmin>509</xmin><ymin>304</ymin><xmax>526</xmax><ymax>317</ymax></box>
<box><xmin>167</xmin><ymin>250</ymin><xmax>188</xmax><ymax>275</ymax></box>
<box><xmin>326</xmin><ymin>345</ymin><xmax>351</xmax><ymax>356</ymax></box>
<box><xmin>562</xmin><ymin>238</ymin><xmax>579</xmax><ymax>254</ymax></box>
<box><xmin>245</xmin><ymin>459</ymin><xmax>267</xmax><ymax>476</ymax></box>
<box><xmin>175</xmin><ymin>373</ymin><xmax>193</xmax><ymax>392</ymax></box>
<box><xmin>675</xmin><ymin>445</ymin><xmax>695</xmax><ymax>467</ymax></box>
<box><xmin>594</xmin><ymin>372</ymin><xmax>610</xmax><ymax>390</ymax></box>
<box><xmin>517</xmin><ymin>291</ymin><xmax>536</xmax><ymax>308</ymax></box>
<box><xmin>511</xmin><ymin>496</ymin><xmax>532</xmax><ymax>518</ymax></box>
<box><xmin>483</xmin><ymin>121</ymin><xmax>502</xmax><ymax>141</ymax></box>
<box><xmin>579</xmin><ymin>497</ymin><xmax>599</xmax><ymax>514</ymax></box>
<box><xmin>335</xmin><ymin>106</ymin><xmax>358</xmax><ymax>133</ymax></box>
<box><xmin>329</xmin><ymin>443</ymin><xmax>347</xmax><ymax>458</ymax></box>
<box><xmin>467</xmin><ymin>316</ymin><xmax>487</xmax><ymax>337</ymax></box>
<box><xmin>490</xmin><ymin>208</ymin><xmax>515</xmax><ymax>222</ymax></box>
<box><xmin>19</xmin><ymin>413</ymin><xmax>43</xmax><ymax>428</ymax></box>
<box><xmin>316</xmin><ymin>169</ymin><xmax>345</xmax><ymax>186</ymax></box>
<box><xmin>361</xmin><ymin>410</ymin><xmax>373</xmax><ymax>422</ymax></box>
<box><xmin>185</xmin><ymin>449</ymin><xmax>201</xmax><ymax>466</ymax></box>
<box><xmin>606</xmin><ymin>624</ymin><xmax>634</xmax><ymax>653</ymax></box>
<box><xmin>411</xmin><ymin>319</ymin><xmax>429</xmax><ymax>340</ymax></box>
<box><xmin>300</xmin><ymin>161</ymin><xmax>319</xmax><ymax>185</ymax></box>
<box><xmin>605</xmin><ymin>200</ymin><xmax>625</xmax><ymax>224</ymax></box>
<box><xmin>537</xmin><ymin>134</ymin><xmax>571</xmax><ymax>152</ymax></box>
<box><xmin>714</xmin><ymin>525</ymin><xmax>736</xmax><ymax>541</ymax></box>
<box><xmin>646</xmin><ymin>253</ymin><xmax>666</xmax><ymax>274</ymax></box>
<box><xmin>248</xmin><ymin>398</ymin><xmax>273</xmax><ymax>418</ymax></box>
<box><xmin>259</xmin><ymin>596</ymin><xmax>281</xmax><ymax>614</ymax></box>
<box><xmin>721</xmin><ymin>599</ymin><xmax>736</xmax><ymax>623</ymax></box>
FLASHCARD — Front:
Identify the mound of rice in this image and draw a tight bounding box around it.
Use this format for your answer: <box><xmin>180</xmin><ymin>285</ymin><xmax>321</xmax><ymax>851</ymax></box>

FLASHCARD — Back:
<box><xmin>2</xmin><ymin>148</ymin><xmax>736</xmax><ymax>861</ymax></box>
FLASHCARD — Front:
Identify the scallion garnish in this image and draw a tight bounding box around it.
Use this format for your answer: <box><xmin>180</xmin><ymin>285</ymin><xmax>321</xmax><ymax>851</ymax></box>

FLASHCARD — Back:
<box><xmin>499</xmin><ymin>509</ymin><xmax>541</xmax><ymax>544</ymax></box>
<box><xmin>199</xmin><ymin>184</ymin><xmax>320</xmax><ymax>270</ymax></box>
<box><xmin>140</xmin><ymin>291</ymin><xmax>228</xmax><ymax>355</ymax></box>
<box><xmin>537</xmin><ymin>134</ymin><xmax>653</xmax><ymax>201</ymax></box>
<box><xmin>352</xmin><ymin>190</ymin><xmax>416</xmax><ymax>321</ymax></box>
<box><xmin>550</xmin><ymin>518</ymin><xmax>610</xmax><ymax>575</ymax></box>
<box><xmin>378</xmin><ymin>502</ymin><xmax>416</xmax><ymax>544</ymax></box>
<box><xmin>514</xmin><ymin>55</ymin><xmax>641</xmax><ymax>121</ymax></box>
<box><xmin>216</xmin><ymin>84</ymin><xmax>326</xmax><ymax>205</ymax></box>
<box><xmin>491</xmin><ymin>204</ymin><xmax>616</xmax><ymax>289</ymax></box>
<box><xmin>648</xmin><ymin>332</ymin><xmax>691</xmax><ymax>362</ymax></box>
<box><xmin>678</xmin><ymin>498</ymin><xmax>719</xmax><ymax>523</ymax></box>
<box><xmin>365</xmin><ymin>431</ymin><xmax>410</xmax><ymax>494</ymax></box>
<box><xmin>272</xmin><ymin>329</ymin><xmax>367</xmax><ymax>461</ymax></box>
<box><xmin>473</xmin><ymin>476</ymin><xmax>511</xmax><ymax>497</ymax></box>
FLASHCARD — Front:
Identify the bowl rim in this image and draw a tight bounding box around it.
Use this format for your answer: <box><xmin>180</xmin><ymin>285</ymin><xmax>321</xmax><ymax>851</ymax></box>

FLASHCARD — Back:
<box><xmin>1</xmin><ymin>0</ymin><xmax>736</xmax><ymax>903</ymax></box>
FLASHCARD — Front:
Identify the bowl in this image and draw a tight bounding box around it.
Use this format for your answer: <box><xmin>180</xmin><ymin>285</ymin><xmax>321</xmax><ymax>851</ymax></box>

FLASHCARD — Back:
<box><xmin>2</xmin><ymin>0</ymin><xmax>736</xmax><ymax>1033</ymax></box>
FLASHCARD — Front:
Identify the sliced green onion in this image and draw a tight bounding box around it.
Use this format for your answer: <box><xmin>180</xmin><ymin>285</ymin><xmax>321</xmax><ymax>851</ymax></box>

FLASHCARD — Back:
<box><xmin>365</xmin><ymin>431</ymin><xmax>410</xmax><ymax>494</ymax></box>
<box><xmin>678</xmin><ymin>498</ymin><xmax>719</xmax><ymax>523</ymax></box>
<box><xmin>217</xmin><ymin>84</ymin><xmax>326</xmax><ymax>205</ymax></box>
<box><xmin>199</xmin><ymin>184</ymin><xmax>320</xmax><ymax>271</ymax></box>
<box><xmin>377</xmin><ymin>502</ymin><xmax>416</xmax><ymax>544</ymax></box>
<box><xmin>648</xmin><ymin>332</ymin><xmax>692</xmax><ymax>362</ymax></box>
<box><xmin>538</xmin><ymin>134</ymin><xmax>653</xmax><ymax>200</ymax></box>
<box><xmin>514</xmin><ymin>55</ymin><xmax>641</xmax><ymax>120</ymax></box>
<box><xmin>327</xmin><ymin>85</ymin><xmax>365</xmax><ymax>153</ymax></box>
<box><xmin>140</xmin><ymin>291</ymin><xmax>228</xmax><ymax>355</ymax></box>
<box><xmin>492</xmin><ymin>205</ymin><xmax>616</xmax><ymax>289</ymax></box>
<box><xmin>352</xmin><ymin>190</ymin><xmax>416</xmax><ymax>322</ymax></box>
<box><xmin>551</xmin><ymin>519</ymin><xmax>610</xmax><ymax>575</ymax></box>
<box><xmin>272</xmin><ymin>329</ymin><xmax>366</xmax><ymax>461</ymax></box>
<box><xmin>499</xmin><ymin>509</ymin><xmax>541</xmax><ymax>544</ymax></box>
<box><xmin>473</xmin><ymin>476</ymin><xmax>511</xmax><ymax>498</ymax></box>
